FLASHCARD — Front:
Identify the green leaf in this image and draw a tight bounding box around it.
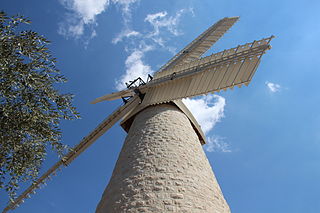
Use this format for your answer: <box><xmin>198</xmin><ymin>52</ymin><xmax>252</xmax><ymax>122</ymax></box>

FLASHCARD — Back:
<box><xmin>0</xmin><ymin>11</ymin><xmax>80</xmax><ymax>201</ymax></box>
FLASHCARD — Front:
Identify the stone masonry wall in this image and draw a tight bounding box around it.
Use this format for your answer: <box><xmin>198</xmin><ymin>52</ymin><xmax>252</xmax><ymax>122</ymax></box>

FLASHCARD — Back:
<box><xmin>96</xmin><ymin>104</ymin><xmax>230</xmax><ymax>212</ymax></box>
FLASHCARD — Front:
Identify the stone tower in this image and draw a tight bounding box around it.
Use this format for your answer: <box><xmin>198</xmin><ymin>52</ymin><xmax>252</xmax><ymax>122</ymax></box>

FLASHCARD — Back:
<box><xmin>96</xmin><ymin>104</ymin><xmax>230</xmax><ymax>212</ymax></box>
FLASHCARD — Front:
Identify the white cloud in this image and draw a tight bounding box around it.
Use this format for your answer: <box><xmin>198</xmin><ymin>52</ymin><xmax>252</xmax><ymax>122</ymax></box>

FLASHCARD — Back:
<box><xmin>67</xmin><ymin>0</ymin><xmax>108</xmax><ymax>23</ymax></box>
<box><xmin>111</xmin><ymin>0</ymin><xmax>140</xmax><ymax>44</ymax></box>
<box><xmin>265</xmin><ymin>81</ymin><xmax>281</xmax><ymax>92</ymax></box>
<box><xmin>59</xmin><ymin>0</ymin><xmax>139</xmax><ymax>39</ymax></box>
<box><xmin>144</xmin><ymin>9</ymin><xmax>192</xmax><ymax>47</ymax></box>
<box><xmin>205</xmin><ymin>136</ymin><xmax>231</xmax><ymax>153</ymax></box>
<box><xmin>113</xmin><ymin>0</ymin><xmax>139</xmax><ymax>13</ymax></box>
<box><xmin>183</xmin><ymin>95</ymin><xmax>231</xmax><ymax>153</ymax></box>
<box><xmin>115</xmin><ymin>45</ymin><xmax>154</xmax><ymax>90</ymax></box>
<box><xmin>182</xmin><ymin>94</ymin><xmax>226</xmax><ymax>134</ymax></box>
<box><xmin>112</xmin><ymin>29</ymin><xmax>140</xmax><ymax>44</ymax></box>
<box><xmin>145</xmin><ymin>11</ymin><xmax>181</xmax><ymax>37</ymax></box>
<box><xmin>58</xmin><ymin>0</ymin><xmax>109</xmax><ymax>38</ymax></box>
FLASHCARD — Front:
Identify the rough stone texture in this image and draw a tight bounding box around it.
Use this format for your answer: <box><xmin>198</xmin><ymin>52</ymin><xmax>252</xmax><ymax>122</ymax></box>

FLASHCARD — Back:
<box><xmin>96</xmin><ymin>104</ymin><xmax>230</xmax><ymax>213</ymax></box>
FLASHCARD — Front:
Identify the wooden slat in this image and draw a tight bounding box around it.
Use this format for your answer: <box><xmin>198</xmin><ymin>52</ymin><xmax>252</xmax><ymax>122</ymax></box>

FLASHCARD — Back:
<box><xmin>193</xmin><ymin>71</ymin><xmax>208</xmax><ymax>96</ymax></box>
<box><xmin>156</xmin><ymin>83</ymin><xmax>166</xmax><ymax>102</ymax></box>
<box><xmin>238</xmin><ymin>43</ymin><xmax>252</xmax><ymax>52</ymax></box>
<box><xmin>210</xmin><ymin>65</ymin><xmax>229</xmax><ymax>90</ymax></box>
<box><xmin>233</xmin><ymin>57</ymin><xmax>258</xmax><ymax>84</ymax></box>
<box><xmin>159</xmin><ymin>83</ymin><xmax>169</xmax><ymax>101</ymax></box>
<box><xmin>142</xmin><ymin>87</ymin><xmax>152</xmax><ymax>104</ymax></box>
<box><xmin>187</xmin><ymin>72</ymin><xmax>204</xmax><ymax>97</ymax></box>
<box><xmin>197</xmin><ymin>67</ymin><xmax>217</xmax><ymax>94</ymax></box>
<box><xmin>204</xmin><ymin>67</ymin><xmax>219</xmax><ymax>93</ymax></box>
<box><xmin>252</xmin><ymin>38</ymin><xmax>270</xmax><ymax>48</ymax></box>
<box><xmin>184</xmin><ymin>75</ymin><xmax>198</xmax><ymax>97</ymax></box>
<box><xmin>176</xmin><ymin>78</ymin><xmax>189</xmax><ymax>99</ymax></box>
<box><xmin>223</xmin><ymin>47</ymin><xmax>238</xmax><ymax>57</ymax></box>
<box><xmin>167</xmin><ymin>82</ymin><xmax>179</xmax><ymax>102</ymax></box>
<box><xmin>180</xmin><ymin>76</ymin><xmax>194</xmax><ymax>98</ymax></box>
<box><xmin>240</xmin><ymin>55</ymin><xmax>261</xmax><ymax>82</ymax></box>
<box><xmin>248</xmin><ymin>58</ymin><xmax>261</xmax><ymax>81</ymax></box>
<box><xmin>224</xmin><ymin>61</ymin><xmax>243</xmax><ymax>87</ymax></box>
<box><xmin>150</xmin><ymin>85</ymin><xmax>160</xmax><ymax>103</ymax></box>
<box><xmin>217</xmin><ymin>62</ymin><xmax>235</xmax><ymax>89</ymax></box>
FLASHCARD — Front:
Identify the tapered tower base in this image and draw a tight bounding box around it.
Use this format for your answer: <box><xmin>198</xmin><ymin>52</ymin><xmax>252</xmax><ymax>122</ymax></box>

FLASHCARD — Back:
<box><xmin>96</xmin><ymin>104</ymin><xmax>230</xmax><ymax>212</ymax></box>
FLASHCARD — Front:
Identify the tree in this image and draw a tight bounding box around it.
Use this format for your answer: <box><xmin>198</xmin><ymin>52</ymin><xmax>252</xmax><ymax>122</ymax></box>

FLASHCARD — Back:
<box><xmin>0</xmin><ymin>11</ymin><xmax>80</xmax><ymax>200</ymax></box>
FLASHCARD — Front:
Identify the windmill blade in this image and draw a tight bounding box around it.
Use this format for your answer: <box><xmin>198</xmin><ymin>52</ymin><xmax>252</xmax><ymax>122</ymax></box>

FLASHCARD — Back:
<box><xmin>91</xmin><ymin>89</ymin><xmax>134</xmax><ymax>104</ymax></box>
<box><xmin>92</xmin><ymin>17</ymin><xmax>239</xmax><ymax>104</ymax></box>
<box><xmin>154</xmin><ymin>17</ymin><xmax>239</xmax><ymax>79</ymax></box>
<box><xmin>149</xmin><ymin>36</ymin><xmax>273</xmax><ymax>83</ymax></box>
<box><xmin>140</xmin><ymin>36</ymin><xmax>274</xmax><ymax>106</ymax></box>
<box><xmin>2</xmin><ymin>96</ymin><xmax>140</xmax><ymax>213</ymax></box>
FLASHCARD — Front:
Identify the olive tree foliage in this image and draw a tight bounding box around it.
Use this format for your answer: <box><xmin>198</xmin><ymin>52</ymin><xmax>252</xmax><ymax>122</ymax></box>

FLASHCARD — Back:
<box><xmin>0</xmin><ymin>12</ymin><xmax>80</xmax><ymax>200</ymax></box>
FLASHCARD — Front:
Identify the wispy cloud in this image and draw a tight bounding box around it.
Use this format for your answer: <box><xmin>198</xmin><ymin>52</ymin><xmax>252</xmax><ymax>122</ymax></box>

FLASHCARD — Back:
<box><xmin>58</xmin><ymin>0</ymin><xmax>139</xmax><ymax>40</ymax></box>
<box><xmin>112</xmin><ymin>29</ymin><xmax>140</xmax><ymax>44</ymax></box>
<box><xmin>114</xmin><ymin>9</ymin><xmax>193</xmax><ymax>89</ymax></box>
<box><xmin>205</xmin><ymin>136</ymin><xmax>231</xmax><ymax>153</ymax></box>
<box><xmin>113</xmin><ymin>0</ymin><xmax>139</xmax><ymax>14</ymax></box>
<box><xmin>265</xmin><ymin>81</ymin><xmax>281</xmax><ymax>92</ymax></box>
<box><xmin>111</xmin><ymin>0</ymin><xmax>140</xmax><ymax>44</ymax></box>
<box><xmin>144</xmin><ymin>9</ymin><xmax>193</xmax><ymax>47</ymax></box>
<box><xmin>145</xmin><ymin>11</ymin><xmax>181</xmax><ymax>37</ymax></box>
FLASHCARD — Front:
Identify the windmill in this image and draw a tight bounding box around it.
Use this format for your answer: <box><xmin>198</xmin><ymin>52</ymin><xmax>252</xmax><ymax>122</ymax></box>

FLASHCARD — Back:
<box><xmin>3</xmin><ymin>17</ymin><xmax>273</xmax><ymax>212</ymax></box>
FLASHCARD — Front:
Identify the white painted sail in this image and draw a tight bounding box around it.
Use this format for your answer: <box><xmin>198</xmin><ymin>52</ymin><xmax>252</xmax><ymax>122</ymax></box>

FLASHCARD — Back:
<box><xmin>142</xmin><ymin>37</ymin><xmax>273</xmax><ymax>105</ymax></box>
<box><xmin>154</xmin><ymin>17</ymin><xmax>239</xmax><ymax>79</ymax></box>
<box><xmin>153</xmin><ymin>36</ymin><xmax>273</xmax><ymax>83</ymax></box>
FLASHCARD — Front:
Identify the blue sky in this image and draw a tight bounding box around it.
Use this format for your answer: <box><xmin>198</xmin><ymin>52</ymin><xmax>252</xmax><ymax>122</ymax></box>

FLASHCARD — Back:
<box><xmin>2</xmin><ymin>0</ymin><xmax>320</xmax><ymax>212</ymax></box>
